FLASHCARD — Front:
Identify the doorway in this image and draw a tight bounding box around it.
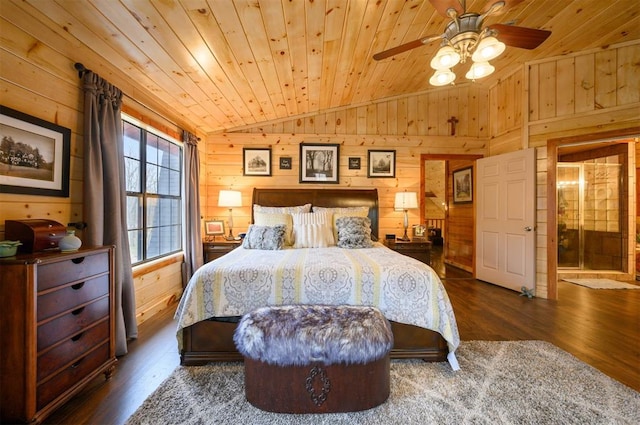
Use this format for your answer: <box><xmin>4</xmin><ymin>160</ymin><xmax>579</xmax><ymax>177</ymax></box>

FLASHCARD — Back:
<box><xmin>557</xmin><ymin>157</ymin><xmax>624</xmax><ymax>272</ymax></box>
<box><xmin>420</xmin><ymin>154</ymin><xmax>482</xmax><ymax>279</ymax></box>
<box><xmin>547</xmin><ymin>131</ymin><xmax>638</xmax><ymax>299</ymax></box>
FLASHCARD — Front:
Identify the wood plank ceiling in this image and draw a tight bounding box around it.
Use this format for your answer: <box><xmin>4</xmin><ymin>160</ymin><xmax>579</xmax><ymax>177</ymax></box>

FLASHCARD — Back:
<box><xmin>4</xmin><ymin>0</ymin><xmax>640</xmax><ymax>134</ymax></box>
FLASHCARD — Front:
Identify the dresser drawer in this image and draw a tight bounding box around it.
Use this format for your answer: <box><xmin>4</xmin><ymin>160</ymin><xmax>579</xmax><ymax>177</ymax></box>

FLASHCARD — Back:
<box><xmin>37</xmin><ymin>342</ymin><xmax>110</xmax><ymax>411</ymax></box>
<box><xmin>37</xmin><ymin>320</ymin><xmax>110</xmax><ymax>382</ymax></box>
<box><xmin>37</xmin><ymin>252</ymin><xmax>109</xmax><ymax>291</ymax></box>
<box><xmin>37</xmin><ymin>275</ymin><xmax>110</xmax><ymax>322</ymax></box>
<box><xmin>38</xmin><ymin>297</ymin><xmax>110</xmax><ymax>351</ymax></box>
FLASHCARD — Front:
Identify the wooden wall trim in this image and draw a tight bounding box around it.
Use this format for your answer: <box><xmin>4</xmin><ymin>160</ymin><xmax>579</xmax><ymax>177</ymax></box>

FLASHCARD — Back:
<box><xmin>133</xmin><ymin>252</ymin><xmax>184</xmax><ymax>279</ymax></box>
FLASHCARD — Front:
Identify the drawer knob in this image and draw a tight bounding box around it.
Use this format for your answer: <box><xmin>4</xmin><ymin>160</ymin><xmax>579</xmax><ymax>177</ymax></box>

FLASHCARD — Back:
<box><xmin>72</xmin><ymin>307</ymin><xmax>85</xmax><ymax>315</ymax></box>
<box><xmin>71</xmin><ymin>282</ymin><xmax>85</xmax><ymax>290</ymax></box>
<box><xmin>71</xmin><ymin>332</ymin><xmax>84</xmax><ymax>342</ymax></box>
<box><xmin>72</xmin><ymin>257</ymin><xmax>86</xmax><ymax>264</ymax></box>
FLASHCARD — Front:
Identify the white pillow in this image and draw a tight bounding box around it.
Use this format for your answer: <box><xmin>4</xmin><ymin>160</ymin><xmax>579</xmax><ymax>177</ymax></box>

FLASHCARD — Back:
<box><xmin>312</xmin><ymin>206</ymin><xmax>369</xmax><ymax>242</ymax></box>
<box><xmin>291</xmin><ymin>211</ymin><xmax>335</xmax><ymax>248</ymax></box>
<box><xmin>254</xmin><ymin>211</ymin><xmax>294</xmax><ymax>246</ymax></box>
<box><xmin>253</xmin><ymin>203</ymin><xmax>312</xmax><ymax>215</ymax></box>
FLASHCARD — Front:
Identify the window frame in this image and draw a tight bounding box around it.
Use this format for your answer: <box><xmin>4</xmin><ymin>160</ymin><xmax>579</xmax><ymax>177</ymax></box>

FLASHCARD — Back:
<box><xmin>122</xmin><ymin>113</ymin><xmax>184</xmax><ymax>266</ymax></box>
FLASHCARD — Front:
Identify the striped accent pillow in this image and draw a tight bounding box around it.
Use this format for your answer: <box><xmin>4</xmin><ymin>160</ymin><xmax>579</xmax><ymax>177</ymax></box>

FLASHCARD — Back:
<box><xmin>291</xmin><ymin>211</ymin><xmax>335</xmax><ymax>248</ymax></box>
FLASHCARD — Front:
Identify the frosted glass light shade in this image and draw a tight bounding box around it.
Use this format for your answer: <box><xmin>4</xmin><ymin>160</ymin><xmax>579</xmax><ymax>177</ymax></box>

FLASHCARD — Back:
<box><xmin>430</xmin><ymin>45</ymin><xmax>461</xmax><ymax>70</ymax></box>
<box><xmin>466</xmin><ymin>61</ymin><xmax>495</xmax><ymax>80</ymax></box>
<box><xmin>471</xmin><ymin>36</ymin><xmax>505</xmax><ymax>62</ymax></box>
<box><xmin>218</xmin><ymin>190</ymin><xmax>242</xmax><ymax>207</ymax></box>
<box><xmin>429</xmin><ymin>69</ymin><xmax>456</xmax><ymax>86</ymax></box>
<box><xmin>394</xmin><ymin>191</ymin><xmax>418</xmax><ymax>211</ymax></box>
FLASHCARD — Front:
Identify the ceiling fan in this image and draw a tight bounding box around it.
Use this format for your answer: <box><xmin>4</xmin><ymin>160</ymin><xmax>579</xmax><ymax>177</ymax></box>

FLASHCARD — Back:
<box><xmin>373</xmin><ymin>0</ymin><xmax>551</xmax><ymax>85</ymax></box>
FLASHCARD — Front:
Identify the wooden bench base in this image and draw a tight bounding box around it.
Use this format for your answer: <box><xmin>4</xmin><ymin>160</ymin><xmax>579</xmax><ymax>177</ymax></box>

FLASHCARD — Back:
<box><xmin>244</xmin><ymin>356</ymin><xmax>390</xmax><ymax>413</ymax></box>
<box><xmin>180</xmin><ymin>319</ymin><xmax>448</xmax><ymax>365</ymax></box>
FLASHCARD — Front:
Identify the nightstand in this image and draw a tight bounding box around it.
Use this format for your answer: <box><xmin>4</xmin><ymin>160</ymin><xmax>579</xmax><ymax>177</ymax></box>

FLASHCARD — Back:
<box><xmin>385</xmin><ymin>239</ymin><xmax>432</xmax><ymax>265</ymax></box>
<box><xmin>203</xmin><ymin>240</ymin><xmax>242</xmax><ymax>263</ymax></box>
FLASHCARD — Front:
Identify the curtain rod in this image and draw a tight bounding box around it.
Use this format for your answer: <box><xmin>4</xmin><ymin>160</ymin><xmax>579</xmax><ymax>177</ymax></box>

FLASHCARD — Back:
<box><xmin>73</xmin><ymin>62</ymin><xmax>196</xmax><ymax>138</ymax></box>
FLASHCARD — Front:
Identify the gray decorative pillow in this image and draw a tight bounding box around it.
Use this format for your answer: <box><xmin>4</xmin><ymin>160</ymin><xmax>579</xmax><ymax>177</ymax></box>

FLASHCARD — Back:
<box><xmin>335</xmin><ymin>216</ymin><xmax>374</xmax><ymax>249</ymax></box>
<box><xmin>242</xmin><ymin>224</ymin><xmax>287</xmax><ymax>250</ymax></box>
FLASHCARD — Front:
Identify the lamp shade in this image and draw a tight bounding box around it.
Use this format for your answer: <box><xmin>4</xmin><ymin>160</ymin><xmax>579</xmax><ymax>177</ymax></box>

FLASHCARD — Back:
<box><xmin>394</xmin><ymin>192</ymin><xmax>418</xmax><ymax>211</ymax></box>
<box><xmin>471</xmin><ymin>36</ymin><xmax>505</xmax><ymax>62</ymax></box>
<box><xmin>218</xmin><ymin>190</ymin><xmax>242</xmax><ymax>207</ymax></box>
<box><xmin>429</xmin><ymin>69</ymin><xmax>456</xmax><ymax>86</ymax></box>
<box><xmin>430</xmin><ymin>45</ymin><xmax>461</xmax><ymax>70</ymax></box>
<box><xmin>465</xmin><ymin>61</ymin><xmax>495</xmax><ymax>80</ymax></box>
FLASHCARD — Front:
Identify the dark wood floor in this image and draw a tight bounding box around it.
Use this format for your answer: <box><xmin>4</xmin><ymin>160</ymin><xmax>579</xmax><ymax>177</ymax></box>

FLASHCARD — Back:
<box><xmin>43</xmin><ymin>247</ymin><xmax>640</xmax><ymax>425</ymax></box>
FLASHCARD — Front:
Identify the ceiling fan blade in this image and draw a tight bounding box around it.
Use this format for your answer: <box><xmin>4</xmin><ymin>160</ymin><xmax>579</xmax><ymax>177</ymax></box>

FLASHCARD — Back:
<box><xmin>429</xmin><ymin>0</ymin><xmax>464</xmax><ymax>17</ymax></box>
<box><xmin>489</xmin><ymin>23</ymin><xmax>551</xmax><ymax>49</ymax></box>
<box><xmin>373</xmin><ymin>35</ymin><xmax>443</xmax><ymax>61</ymax></box>
<box><xmin>482</xmin><ymin>0</ymin><xmax>524</xmax><ymax>15</ymax></box>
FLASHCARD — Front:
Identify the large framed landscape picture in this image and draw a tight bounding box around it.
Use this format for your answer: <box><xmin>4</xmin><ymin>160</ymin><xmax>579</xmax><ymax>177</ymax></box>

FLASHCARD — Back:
<box><xmin>299</xmin><ymin>143</ymin><xmax>339</xmax><ymax>183</ymax></box>
<box><xmin>0</xmin><ymin>105</ymin><xmax>70</xmax><ymax>197</ymax></box>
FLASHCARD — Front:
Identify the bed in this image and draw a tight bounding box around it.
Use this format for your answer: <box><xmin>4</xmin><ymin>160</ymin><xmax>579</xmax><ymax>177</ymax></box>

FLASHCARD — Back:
<box><xmin>175</xmin><ymin>188</ymin><xmax>460</xmax><ymax>369</ymax></box>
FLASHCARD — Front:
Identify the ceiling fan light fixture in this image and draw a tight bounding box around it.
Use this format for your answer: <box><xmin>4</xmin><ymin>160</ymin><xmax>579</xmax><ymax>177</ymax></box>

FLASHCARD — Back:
<box><xmin>471</xmin><ymin>36</ymin><xmax>506</xmax><ymax>62</ymax></box>
<box><xmin>429</xmin><ymin>69</ymin><xmax>456</xmax><ymax>86</ymax></box>
<box><xmin>465</xmin><ymin>61</ymin><xmax>495</xmax><ymax>80</ymax></box>
<box><xmin>430</xmin><ymin>45</ymin><xmax>461</xmax><ymax>70</ymax></box>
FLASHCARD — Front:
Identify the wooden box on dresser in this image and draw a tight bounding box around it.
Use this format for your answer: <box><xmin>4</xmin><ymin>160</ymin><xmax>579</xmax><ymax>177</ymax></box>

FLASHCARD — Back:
<box><xmin>0</xmin><ymin>246</ymin><xmax>116</xmax><ymax>424</ymax></box>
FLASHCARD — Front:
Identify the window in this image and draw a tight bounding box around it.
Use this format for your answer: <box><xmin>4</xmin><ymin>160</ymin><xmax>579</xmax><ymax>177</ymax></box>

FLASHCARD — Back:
<box><xmin>122</xmin><ymin>117</ymin><xmax>183</xmax><ymax>264</ymax></box>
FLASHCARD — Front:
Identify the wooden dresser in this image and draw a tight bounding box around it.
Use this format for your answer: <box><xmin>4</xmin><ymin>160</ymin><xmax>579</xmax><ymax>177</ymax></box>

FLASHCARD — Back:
<box><xmin>0</xmin><ymin>246</ymin><xmax>116</xmax><ymax>424</ymax></box>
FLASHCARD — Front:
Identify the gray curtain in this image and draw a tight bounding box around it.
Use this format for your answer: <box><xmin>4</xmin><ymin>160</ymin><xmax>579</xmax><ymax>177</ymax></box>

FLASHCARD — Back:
<box><xmin>82</xmin><ymin>71</ymin><xmax>137</xmax><ymax>356</ymax></box>
<box><xmin>182</xmin><ymin>130</ymin><xmax>204</xmax><ymax>284</ymax></box>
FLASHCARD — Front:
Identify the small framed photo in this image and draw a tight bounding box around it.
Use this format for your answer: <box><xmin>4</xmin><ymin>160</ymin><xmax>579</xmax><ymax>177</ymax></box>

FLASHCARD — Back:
<box><xmin>367</xmin><ymin>150</ymin><xmax>395</xmax><ymax>178</ymax></box>
<box><xmin>243</xmin><ymin>148</ymin><xmax>271</xmax><ymax>176</ymax></box>
<box><xmin>0</xmin><ymin>105</ymin><xmax>71</xmax><ymax>197</ymax></box>
<box><xmin>204</xmin><ymin>220</ymin><xmax>225</xmax><ymax>236</ymax></box>
<box><xmin>279</xmin><ymin>156</ymin><xmax>292</xmax><ymax>170</ymax></box>
<box><xmin>453</xmin><ymin>166</ymin><xmax>473</xmax><ymax>204</ymax></box>
<box><xmin>299</xmin><ymin>143</ymin><xmax>339</xmax><ymax>184</ymax></box>
<box><xmin>348</xmin><ymin>157</ymin><xmax>361</xmax><ymax>170</ymax></box>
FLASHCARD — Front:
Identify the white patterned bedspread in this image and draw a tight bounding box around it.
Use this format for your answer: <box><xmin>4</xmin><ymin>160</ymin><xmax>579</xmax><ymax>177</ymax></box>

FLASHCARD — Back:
<box><xmin>175</xmin><ymin>243</ymin><xmax>460</xmax><ymax>368</ymax></box>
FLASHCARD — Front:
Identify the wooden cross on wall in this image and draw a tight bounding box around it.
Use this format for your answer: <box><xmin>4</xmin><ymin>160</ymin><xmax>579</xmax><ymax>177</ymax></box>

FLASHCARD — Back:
<box><xmin>447</xmin><ymin>116</ymin><xmax>459</xmax><ymax>136</ymax></box>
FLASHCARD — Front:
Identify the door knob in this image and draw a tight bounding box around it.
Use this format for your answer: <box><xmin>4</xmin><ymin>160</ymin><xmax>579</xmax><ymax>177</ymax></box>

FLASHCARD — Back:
<box><xmin>524</xmin><ymin>226</ymin><xmax>533</xmax><ymax>232</ymax></box>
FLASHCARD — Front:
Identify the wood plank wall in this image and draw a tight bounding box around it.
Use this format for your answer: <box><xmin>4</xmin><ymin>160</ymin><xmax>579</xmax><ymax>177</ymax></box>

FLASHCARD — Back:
<box><xmin>527</xmin><ymin>40</ymin><xmax>640</xmax><ymax>145</ymax></box>
<box><xmin>489</xmin><ymin>68</ymin><xmax>525</xmax><ymax>156</ymax></box>
<box><xmin>0</xmin><ymin>16</ymin><xmax>205</xmax><ymax>325</ymax></box>
<box><xmin>205</xmin><ymin>86</ymin><xmax>490</xmax><ymax>242</ymax></box>
<box><xmin>523</xmin><ymin>41</ymin><xmax>640</xmax><ymax>298</ymax></box>
<box><xmin>241</xmin><ymin>85</ymin><xmax>490</xmax><ymax>139</ymax></box>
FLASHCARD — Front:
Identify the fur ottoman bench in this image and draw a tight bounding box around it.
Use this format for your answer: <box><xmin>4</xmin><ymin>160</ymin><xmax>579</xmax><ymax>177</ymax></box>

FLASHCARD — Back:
<box><xmin>233</xmin><ymin>304</ymin><xmax>394</xmax><ymax>413</ymax></box>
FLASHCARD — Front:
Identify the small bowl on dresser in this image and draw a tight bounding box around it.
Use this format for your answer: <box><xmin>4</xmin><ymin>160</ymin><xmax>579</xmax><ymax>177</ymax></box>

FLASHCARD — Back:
<box><xmin>0</xmin><ymin>240</ymin><xmax>22</xmax><ymax>257</ymax></box>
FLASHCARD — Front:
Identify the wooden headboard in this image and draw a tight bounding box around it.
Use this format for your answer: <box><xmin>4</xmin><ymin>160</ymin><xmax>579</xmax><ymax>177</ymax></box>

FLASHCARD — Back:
<box><xmin>252</xmin><ymin>188</ymin><xmax>379</xmax><ymax>240</ymax></box>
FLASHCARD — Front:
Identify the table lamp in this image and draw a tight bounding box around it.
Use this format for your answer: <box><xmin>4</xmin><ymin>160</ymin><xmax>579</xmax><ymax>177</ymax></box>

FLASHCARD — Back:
<box><xmin>394</xmin><ymin>191</ymin><xmax>418</xmax><ymax>241</ymax></box>
<box><xmin>218</xmin><ymin>190</ymin><xmax>242</xmax><ymax>240</ymax></box>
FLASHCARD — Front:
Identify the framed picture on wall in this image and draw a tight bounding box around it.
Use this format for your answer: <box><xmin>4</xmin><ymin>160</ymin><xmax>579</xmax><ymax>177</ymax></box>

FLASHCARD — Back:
<box><xmin>453</xmin><ymin>166</ymin><xmax>473</xmax><ymax>204</ymax></box>
<box><xmin>243</xmin><ymin>148</ymin><xmax>271</xmax><ymax>176</ymax></box>
<box><xmin>0</xmin><ymin>105</ymin><xmax>71</xmax><ymax>197</ymax></box>
<box><xmin>348</xmin><ymin>157</ymin><xmax>361</xmax><ymax>170</ymax></box>
<box><xmin>299</xmin><ymin>143</ymin><xmax>339</xmax><ymax>183</ymax></box>
<box><xmin>279</xmin><ymin>156</ymin><xmax>292</xmax><ymax>170</ymax></box>
<box><xmin>367</xmin><ymin>150</ymin><xmax>395</xmax><ymax>178</ymax></box>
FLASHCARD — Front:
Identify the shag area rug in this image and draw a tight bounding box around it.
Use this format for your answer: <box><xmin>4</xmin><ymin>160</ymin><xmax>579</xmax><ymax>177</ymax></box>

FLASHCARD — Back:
<box><xmin>126</xmin><ymin>341</ymin><xmax>639</xmax><ymax>425</ymax></box>
<box><xmin>562</xmin><ymin>278</ymin><xmax>640</xmax><ymax>289</ymax></box>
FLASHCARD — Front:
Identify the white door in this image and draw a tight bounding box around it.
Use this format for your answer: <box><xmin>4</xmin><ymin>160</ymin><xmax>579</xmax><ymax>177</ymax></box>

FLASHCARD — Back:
<box><xmin>475</xmin><ymin>148</ymin><xmax>536</xmax><ymax>292</ymax></box>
